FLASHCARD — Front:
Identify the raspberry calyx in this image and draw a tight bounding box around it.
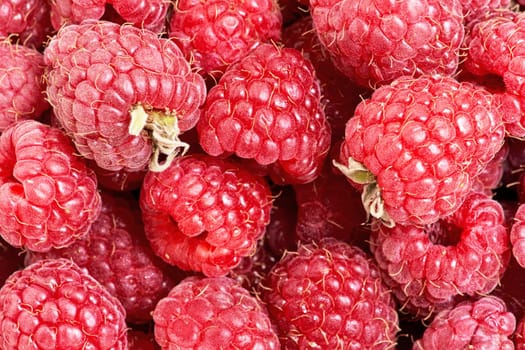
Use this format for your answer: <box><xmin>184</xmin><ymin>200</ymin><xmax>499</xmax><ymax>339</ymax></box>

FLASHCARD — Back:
<box><xmin>129</xmin><ymin>104</ymin><xmax>189</xmax><ymax>172</ymax></box>
<box><xmin>333</xmin><ymin>157</ymin><xmax>395</xmax><ymax>227</ymax></box>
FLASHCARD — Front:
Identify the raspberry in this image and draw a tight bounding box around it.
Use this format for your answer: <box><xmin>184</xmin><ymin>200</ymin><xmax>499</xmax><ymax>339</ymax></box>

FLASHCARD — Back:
<box><xmin>0</xmin><ymin>0</ymin><xmax>53</xmax><ymax>49</ymax></box>
<box><xmin>152</xmin><ymin>275</ymin><xmax>280</xmax><ymax>349</ymax></box>
<box><xmin>25</xmin><ymin>190</ymin><xmax>180</xmax><ymax>324</ymax></box>
<box><xmin>0</xmin><ymin>41</ymin><xmax>49</xmax><ymax>132</ymax></box>
<box><xmin>261</xmin><ymin>237</ymin><xmax>399</xmax><ymax>349</ymax></box>
<box><xmin>510</xmin><ymin>203</ymin><xmax>525</xmax><ymax>268</ymax></box>
<box><xmin>309</xmin><ymin>0</ymin><xmax>464</xmax><ymax>88</ymax></box>
<box><xmin>197</xmin><ymin>42</ymin><xmax>331</xmax><ymax>185</ymax></box>
<box><xmin>140</xmin><ymin>153</ymin><xmax>273</xmax><ymax>277</ymax></box>
<box><xmin>370</xmin><ymin>191</ymin><xmax>511</xmax><ymax>319</ymax></box>
<box><xmin>168</xmin><ymin>0</ymin><xmax>282</xmax><ymax>79</ymax></box>
<box><xmin>412</xmin><ymin>296</ymin><xmax>516</xmax><ymax>349</ymax></box>
<box><xmin>460</xmin><ymin>0</ymin><xmax>511</xmax><ymax>24</ymax></box>
<box><xmin>335</xmin><ymin>74</ymin><xmax>505</xmax><ymax>227</ymax></box>
<box><xmin>471</xmin><ymin>140</ymin><xmax>509</xmax><ymax>196</ymax></box>
<box><xmin>0</xmin><ymin>258</ymin><xmax>128</xmax><ymax>349</ymax></box>
<box><xmin>0</xmin><ymin>120</ymin><xmax>101</xmax><ymax>252</ymax></box>
<box><xmin>44</xmin><ymin>20</ymin><xmax>207</xmax><ymax>173</ymax></box>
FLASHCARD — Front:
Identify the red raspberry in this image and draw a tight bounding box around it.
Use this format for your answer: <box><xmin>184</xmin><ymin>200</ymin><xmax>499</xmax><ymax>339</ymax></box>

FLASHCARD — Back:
<box><xmin>309</xmin><ymin>0</ymin><xmax>464</xmax><ymax>88</ymax></box>
<box><xmin>140</xmin><ymin>153</ymin><xmax>273</xmax><ymax>276</ymax></box>
<box><xmin>168</xmin><ymin>0</ymin><xmax>282</xmax><ymax>79</ymax></box>
<box><xmin>152</xmin><ymin>276</ymin><xmax>280</xmax><ymax>349</ymax></box>
<box><xmin>261</xmin><ymin>237</ymin><xmax>399</xmax><ymax>349</ymax></box>
<box><xmin>471</xmin><ymin>140</ymin><xmax>509</xmax><ymax>196</ymax></box>
<box><xmin>460</xmin><ymin>0</ymin><xmax>511</xmax><ymax>24</ymax></box>
<box><xmin>412</xmin><ymin>296</ymin><xmax>516</xmax><ymax>350</ymax></box>
<box><xmin>0</xmin><ymin>0</ymin><xmax>53</xmax><ymax>49</ymax></box>
<box><xmin>0</xmin><ymin>41</ymin><xmax>49</xmax><ymax>132</ymax></box>
<box><xmin>370</xmin><ymin>192</ymin><xmax>511</xmax><ymax>319</ymax></box>
<box><xmin>510</xmin><ymin>203</ymin><xmax>525</xmax><ymax>268</ymax></box>
<box><xmin>0</xmin><ymin>258</ymin><xmax>128</xmax><ymax>349</ymax></box>
<box><xmin>197</xmin><ymin>42</ymin><xmax>331</xmax><ymax>185</ymax></box>
<box><xmin>0</xmin><ymin>120</ymin><xmax>101</xmax><ymax>252</ymax></box>
<box><xmin>44</xmin><ymin>20</ymin><xmax>207</xmax><ymax>173</ymax></box>
<box><xmin>336</xmin><ymin>74</ymin><xmax>505</xmax><ymax>227</ymax></box>
<box><xmin>25</xmin><ymin>190</ymin><xmax>180</xmax><ymax>324</ymax></box>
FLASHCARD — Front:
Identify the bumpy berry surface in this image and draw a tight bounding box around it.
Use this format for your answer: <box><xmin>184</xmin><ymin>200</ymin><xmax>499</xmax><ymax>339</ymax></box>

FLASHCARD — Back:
<box><xmin>168</xmin><ymin>0</ymin><xmax>282</xmax><ymax>79</ymax></box>
<box><xmin>0</xmin><ymin>0</ymin><xmax>53</xmax><ymax>49</ymax></box>
<box><xmin>153</xmin><ymin>276</ymin><xmax>280</xmax><ymax>349</ymax></box>
<box><xmin>309</xmin><ymin>0</ymin><xmax>464</xmax><ymax>88</ymax></box>
<box><xmin>25</xmin><ymin>190</ymin><xmax>179</xmax><ymax>324</ymax></box>
<box><xmin>140</xmin><ymin>153</ymin><xmax>272</xmax><ymax>276</ymax></box>
<box><xmin>0</xmin><ymin>258</ymin><xmax>128</xmax><ymax>349</ymax></box>
<box><xmin>412</xmin><ymin>296</ymin><xmax>515</xmax><ymax>349</ymax></box>
<box><xmin>197</xmin><ymin>42</ymin><xmax>331</xmax><ymax>185</ymax></box>
<box><xmin>459</xmin><ymin>0</ymin><xmax>511</xmax><ymax>24</ymax></box>
<box><xmin>0</xmin><ymin>120</ymin><xmax>101</xmax><ymax>252</ymax></box>
<box><xmin>337</xmin><ymin>74</ymin><xmax>505</xmax><ymax>226</ymax></box>
<box><xmin>370</xmin><ymin>192</ymin><xmax>511</xmax><ymax>319</ymax></box>
<box><xmin>261</xmin><ymin>237</ymin><xmax>399</xmax><ymax>349</ymax></box>
<box><xmin>0</xmin><ymin>41</ymin><xmax>49</xmax><ymax>131</ymax></box>
<box><xmin>510</xmin><ymin>203</ymin><xmax>525</xmax><ymax>268</ymax></box>
<box><xmin>45</xmin><ymin>20</ymin><xmax>207</xmax><ymax>173</ymax></box>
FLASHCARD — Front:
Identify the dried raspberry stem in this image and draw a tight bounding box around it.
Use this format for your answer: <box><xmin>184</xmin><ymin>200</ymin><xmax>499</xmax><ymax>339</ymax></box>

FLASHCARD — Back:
<box><xmin>333</xmin><ymin>158</ymin><xmax>394</xmax><ymax>227</ymax></box>
<box><xmin>129</xmin><ymin>104</ymin><xmax>189</xmax><ymax>172</ymax></box>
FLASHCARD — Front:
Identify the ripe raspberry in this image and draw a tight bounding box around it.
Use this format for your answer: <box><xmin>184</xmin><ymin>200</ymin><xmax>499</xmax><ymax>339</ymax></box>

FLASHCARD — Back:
<box><xmin>152</xmin><ymin>276</ymin><xmax>280</xmax><ymax>349</ymax></box>
<box><xmin>515</xmin><ymin>314</ymin><xmax>525</xmax><ymax>349</ymax></box>
<box><xmin>510</xmin><ymin>203</ymin><xmax>525</xmax><ymax>268</ymax></box>
<box><xmin>0</xmin><ymin>258</ymin><xmax>128</xmax><ymax>349</ymax></box>
<box><xmin>471</xmin><ymin>139</ymin><xmax>509</xmax><ymax>196</ymax></box>
<box><xmin>44</xmin><ymin>20</ymin><xmax>207</xmax><ymax>173</ymax></box>
<box><xmin>460</xmin><ymin>0</ymin><xmax>511</xmax><ymax>24</ymax></box>
<box><xmin>370</xmin><ymin>191</ymin><xmax>511</xmax><ymax>319</ymax></box>
<box><xmin>412</xmin><ymin>296</ymin><xmax>516</xmax><ymax>350</ymax></box>
<box><xmin>261</xmin><ymin>237</ymin><xmax>399</xmax><ymax>349</ymax></box>
<box><xmin>197</xmin><ymin>42</ymin><xmax>331</xmax><ymax>185</ymax></box>
<box><xmin>0</xmin><ymin>0</ymin><xmax>53</xmax><ymax>49</ymax></box>
<box><xmin>168</xmin><ymin>0</ymin><xmax>282</xmax><ymax>79</ymax></box>
<box><xmin>140</xmin><ymin>153</ymin><xmax>273</xmax><ymax>277</ymax></box>
<box><xmin>309</xmin><ymin>0</ymin><xmax>464</xmax><ymax>88</ymax></box>
<box><xmin>0</xmin><ymin>41</ymin><xmax>49</xmax><ymax>132</ymax></box>
<box><xmin>25</xmin><ymin>190</ymin><xmax>180</xmax><ymax>324</ymax></box>
<box><xmin>0</xmin><ymin>120</ymin><xmax>101</xmax><ymax>252</ymax></box>
<box><xmin>336</xmin><ymin>74</ymin><xmax>505</xmax><ymax>227</ymax></box>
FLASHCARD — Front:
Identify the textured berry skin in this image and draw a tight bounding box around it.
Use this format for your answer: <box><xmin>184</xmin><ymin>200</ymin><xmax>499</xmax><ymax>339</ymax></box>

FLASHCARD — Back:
<box><xmin>0</xmin><ymin>258</ymin><xmax>128</xmax><ymax>350</ymax></box>
<box><xmin>370</xmin><ymin>192</ymin><xmax>511</xmax><ymax>319</ymax></box>
<box><xmin>153</xmin><ymin>276</ymin><xmax>280</xmax><ymax>349</ymax></box>
<box><xmin>0</xmin><ymin>0</ymin><xmax>53</xmax><ymax>49</ymax></box>
<box><xmin>44</xmin><ymin>20</ymin><xmax>207</xmax><ymax>173</ymax></box>
<box><xmin>459</xmin><ymin>0</ymin><xmax>511</xmax><ymax>24</ymax></box>
<box><xmin>0</xmin><ymin>120</ymin><xmax>101</xmax><ymax>252</ymax></box>
<box><xmin>0</xmin><ymin>41</ymin><xmax>49</xmax><ymax>132</ymax></box>
<box><xmin>510</xmin><ymin>203</ymin><xmax>525</xmax><ymax>268</ymax></box>
<box><xmin>168</xmin><ymin>0</ymin><xmax>282</xmax><ymax>79</ymax></box>
<box><xmin>140</xmin><ymin>153</ymin><xmax>273</xmax><ymax>276</ymax></box>
<box><xmin>25</xmin><ymin>190</ymin><xmax>179</xmax><ymax>324</ymax></box>
<box><xmin>337</xmin><ymin>74</ymin><xmax>505</xmax><ymax>226</ymax></box>
<box><xmin>309</xmin><ymin>0</ymin><xmax>464</xmax><ymax>88</ymax></box>
<box><xmin>197</xmin><ymin>42</ymin><xmax>331</xmax><ymax>185</ymax></box>
<box><xmin>412</xmin><ymin>296</ymin><xmax>516</xmax><ymax>350</ymax></box>
<box><xmin>261</xmin><ymin>237</ymin><xmax>399</xmax><ymax>349</ymax></box>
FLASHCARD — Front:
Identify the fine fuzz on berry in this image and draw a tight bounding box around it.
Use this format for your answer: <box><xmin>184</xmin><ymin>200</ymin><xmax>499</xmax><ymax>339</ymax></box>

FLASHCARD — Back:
<box><xmin>0</xmin><ymin>258</ymin><xmax>128</xmax><ymax>349</ymax></box>
<box><xmin>44</xmin><ymin>20</ymin><xmax>207</xmax><ymax>173</ymax></box>
<box><xmin>197</xmin><ymin>42</ymin><xmax>331</xmax><ymax>185</ymax></box>
<box><xmin>140</xmin><ymin>153</ymin><xmax>273</xmax><ymax>277</ymax></box>
<box><xmin>0</xmin><ymin>120</ymin><xmax>101</xmax><ymax>252</ymax></box>
<box><xmin>336</xmin><ymin>74</ymin><xmax>505</xmax><ymax>227</ymax></box>
<box><xmin>153</xmin><ymin>276</ymin><xmax>280</xmax><ymax>349</ymax></box>
<box><xmin>261</xmin><ymin>237</ymin><xmax>399</xmax><ymax>349</ymax></box>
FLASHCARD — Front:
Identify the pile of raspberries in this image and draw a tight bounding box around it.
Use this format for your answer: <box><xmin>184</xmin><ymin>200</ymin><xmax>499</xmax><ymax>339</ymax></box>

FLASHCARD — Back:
<box><xmin>6</xmin><ymin>0</ymin><xmax>525</xmax><ymax>349</ymax></box>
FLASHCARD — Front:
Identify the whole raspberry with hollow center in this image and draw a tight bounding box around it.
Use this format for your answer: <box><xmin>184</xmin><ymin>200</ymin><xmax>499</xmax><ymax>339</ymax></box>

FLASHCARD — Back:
<box><xmin>153</xmin><ymin>276</ymin><xmax>280</xmax><ymax>349</ymax></box>
<box><xmin>336</xmin><ymin>74</ymin><xmax>505</xmax><ymax>227</ymax></box>
<box><xmin>370</xmin><ymin>191</ymin><xmax>510</xmax><ymax>319</ymax></box>
<box><xmin>197</xmin><ymin>42</ymin><xmax>331</xmax><ymax>185</ymax></box>
<box><xmin>0</xmin><ymin>258</ymin><xmax>128</xmax><ymax>350</ymax></box>
<box><xmin>44</xmin><ymin>20</ymin><xmax>207</xmax><ymax>173</ymax></box>
<box><xmin>309</xmin><ymin>0</ymin><xmax>465</xmax><ymax>88</ymax></box>
<box><xmin>0</xmin><ymin>120</ymin><xmax>101</xmax><ymax>252</ymax></box>
<box><xmin>168</xmin><ymin>0</ymin><xmax>282</xmax><ymax>79</ymax></box>
<box><xmin>140</xmin><ymin>153</ymin><xmax>273</xmax><ymax>277</ymax></box>
<box><xmin>261</xmin><ymin>237</ymin><xmax>399</xmax><ymax>349</ymax></box>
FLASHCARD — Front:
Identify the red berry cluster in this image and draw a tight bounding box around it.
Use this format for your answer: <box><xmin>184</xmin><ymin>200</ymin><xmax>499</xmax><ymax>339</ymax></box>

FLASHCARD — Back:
<box><xmin>3</xmin><ymin>0</ymin><xmax>525</xmax><ymax>349</ymax></box>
